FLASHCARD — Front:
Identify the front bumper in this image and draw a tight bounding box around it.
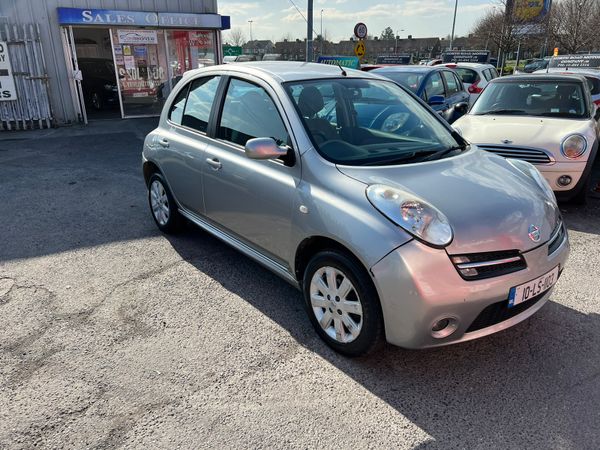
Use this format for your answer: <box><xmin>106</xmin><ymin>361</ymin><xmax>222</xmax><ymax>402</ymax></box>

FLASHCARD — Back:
<box><xmin>538</xmin><ymin>162</ymin><xmax>587</xmax><ymax>193</ymax></box>
<box><xmin>370</xmin><ymin>231</ymin><xmax>569</xmax><ymax>349</ymax></box>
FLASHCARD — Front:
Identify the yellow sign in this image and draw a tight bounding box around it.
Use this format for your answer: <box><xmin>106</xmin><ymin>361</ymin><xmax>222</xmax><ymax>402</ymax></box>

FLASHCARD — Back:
<box><xmin>354</xmin><ymin>40</ymin><xmax>366</xmax><ymax>58</ymax></box>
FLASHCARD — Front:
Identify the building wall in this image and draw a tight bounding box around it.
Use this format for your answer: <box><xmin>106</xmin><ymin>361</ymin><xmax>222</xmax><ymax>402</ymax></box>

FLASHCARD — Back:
<box><xmin>0</xmin><ymin>0</ymin><xmax>218</xmax><ymax>124</ymax></box>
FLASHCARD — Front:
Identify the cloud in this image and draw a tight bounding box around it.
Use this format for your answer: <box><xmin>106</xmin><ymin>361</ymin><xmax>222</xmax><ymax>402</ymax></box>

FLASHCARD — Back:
<box><xmin>219</xmin><ymin>2</ymin><xmax>260</xmax><ymax>16</ymax></box>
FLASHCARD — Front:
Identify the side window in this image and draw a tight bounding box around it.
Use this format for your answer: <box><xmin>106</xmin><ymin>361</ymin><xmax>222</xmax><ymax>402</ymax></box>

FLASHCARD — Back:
<box><xmin>168</xmin><ymin>84</ymin><xmax>189</xmax><ymax>125</ymax></box>
<box><xmin>442</xmin><ymin>71</ymin><xmax>460</xmax><ymax>95</ymax></box>
<box><xmin>482</xmin><ymin>69</ymin><xmax>492</xmax><ymax>82</ymax></box>
<box><xmin>424</xmin><ymin>72</ymin><xmax>445</xmax><ymax>100</ymax></box>
<box><xmin>490</xmin><ymin>68</ymin><xmax>499</xmax><ymax>79</ymax></box>
<box><xmin>181</xmin><ymin>76</ymin><xmax>221</xmax><ymax>133</ymax></box>
<box><xmin>219</xmin><ymin>78</ymin><xmax>289</xmax><ymax>147</ymax></box>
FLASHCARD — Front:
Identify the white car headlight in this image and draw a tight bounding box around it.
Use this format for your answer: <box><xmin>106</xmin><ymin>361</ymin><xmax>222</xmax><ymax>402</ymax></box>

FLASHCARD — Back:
<box><xmin>507</xmin><ymin>158</ymin><xmax>556</xmax><ymax>203</ymax></box>
<box><xmin>366</xmin><ymin>185</ymin><xmax>453</xmax><ymax>247</ymax></box>
<box><xmin>561</xmin><ymin>134</ymin><xmax>587</xmax><ymax>159</ymax></box>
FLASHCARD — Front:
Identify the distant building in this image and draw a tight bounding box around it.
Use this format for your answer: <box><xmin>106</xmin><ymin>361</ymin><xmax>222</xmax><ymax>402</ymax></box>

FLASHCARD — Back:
<box><xmin>243</xmin><ymin>40</ymin><xmax>275</xmax><ymax>58</ymax></box>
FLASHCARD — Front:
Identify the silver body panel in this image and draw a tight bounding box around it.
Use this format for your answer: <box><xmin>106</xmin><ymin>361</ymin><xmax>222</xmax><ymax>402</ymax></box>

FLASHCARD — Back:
<box><xmin>143</xmin><ymin>62</ymin><xmax>570</xmax><ymax>349</ymax></box>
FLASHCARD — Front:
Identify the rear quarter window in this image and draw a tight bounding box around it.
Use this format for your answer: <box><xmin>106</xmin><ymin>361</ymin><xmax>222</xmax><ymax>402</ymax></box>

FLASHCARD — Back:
<box><xmin>584</xmin><ymin>76</ymin><xmax>600</xmax><ymax>95</ymax></box>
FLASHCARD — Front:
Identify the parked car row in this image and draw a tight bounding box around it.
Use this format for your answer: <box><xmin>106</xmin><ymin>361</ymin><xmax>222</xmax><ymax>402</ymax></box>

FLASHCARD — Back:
<box><xmin>143</xmin><ymin>61</ymin><xmax>580</xmax><ymax>357</ymax></box>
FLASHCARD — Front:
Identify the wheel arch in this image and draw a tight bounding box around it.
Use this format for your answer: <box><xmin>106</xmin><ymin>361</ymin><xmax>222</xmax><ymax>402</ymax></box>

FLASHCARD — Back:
<box><xmin>143</xmin><ymin>160</ymin><xmax>162</xmax><ymax>186</ymax></box>
<box><xmin>294</xmin><ymin>236</ymin><xmax>372</xmax><ymax>286</ymax></box>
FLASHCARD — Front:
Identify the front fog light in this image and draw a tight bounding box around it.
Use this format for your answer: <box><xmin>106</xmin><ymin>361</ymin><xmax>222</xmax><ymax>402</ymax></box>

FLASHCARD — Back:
<box><xmin>431</xmin><ymin>317</ymin><xmax>458</xmax><ymax>338</ymax></box>
<box><xmin>557</xmin><ymin>175</ymin><xmax>572</xmax><ymax>187</ymax></box>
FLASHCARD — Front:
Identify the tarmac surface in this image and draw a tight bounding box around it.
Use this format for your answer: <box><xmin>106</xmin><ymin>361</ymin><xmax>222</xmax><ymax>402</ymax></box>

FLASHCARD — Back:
<box><xmin>0</xmin><ymin>119</ymin><xmax>599</xmax><ymax>449</ymax></box>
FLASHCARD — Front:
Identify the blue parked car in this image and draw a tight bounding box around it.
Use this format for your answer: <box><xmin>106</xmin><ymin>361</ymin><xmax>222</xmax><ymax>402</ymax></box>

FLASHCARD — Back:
<box><xmin>371</xmin><ymin>66</ymin><xmax>470</xmax><ymax>123</ymax></box>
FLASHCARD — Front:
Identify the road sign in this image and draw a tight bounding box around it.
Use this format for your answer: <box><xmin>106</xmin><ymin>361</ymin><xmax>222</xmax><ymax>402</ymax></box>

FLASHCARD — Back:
<box><xmin>354</xmin><ymin>41</ymin><xmax>366</xmax><ymax>58</ymax></box>
<box><xmin>354</xmin><ymin>22</ymin><xmax>368</xmax><ymax>39</ymax></box>
<box><xmin>223</xmin><ymin>45</ymin><xmax>242</xmax><ymax>57</ymax></box>
<box><xmin>0</xmin><ymin>41</ymin><xmax>16</xmax><ymax>101</ymax></box>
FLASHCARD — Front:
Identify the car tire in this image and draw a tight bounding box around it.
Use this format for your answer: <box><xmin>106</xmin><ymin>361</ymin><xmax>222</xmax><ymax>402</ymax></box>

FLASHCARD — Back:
<box><xmin>302</xmin><ymin>250</ymin><xmax>384</xmax><ymax>357</ymax></box>
<box><xmin>148</xmin><ymin>173</ymin><xmax>182</xmax><ymax>233</ymax></box>
<box><xmin>569</xmin><ymin>175</ymin><xmax>591</xmax><ymax>205</ymax></box>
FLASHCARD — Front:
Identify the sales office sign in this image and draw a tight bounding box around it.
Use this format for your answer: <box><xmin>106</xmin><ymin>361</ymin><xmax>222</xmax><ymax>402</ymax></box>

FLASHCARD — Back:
<box><xmin>0</xmin><ymin>42</ymin><xmax>17</xmax><ymax>101</ymax></box>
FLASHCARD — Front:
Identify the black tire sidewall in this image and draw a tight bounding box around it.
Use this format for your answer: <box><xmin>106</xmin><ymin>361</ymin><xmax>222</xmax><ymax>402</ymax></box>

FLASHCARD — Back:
<box><xmin>302</xmin><ymin>250</ymin><xmax>384</xmax><ymax>357</ymax></box>
<box><xmin>148</xmin><ymin>173</ymin><xmax>181</xmax><ymax>233</ymax></box>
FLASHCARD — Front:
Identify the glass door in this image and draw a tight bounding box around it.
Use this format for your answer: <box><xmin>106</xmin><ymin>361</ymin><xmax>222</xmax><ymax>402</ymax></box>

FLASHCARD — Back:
<box><xmin>165</xmin><ymin>30</ymin><xmax>217</xmax><ymax>93</ymax></box>
<box><xmin>110</xmin><ymin>29</ymin><xmax>169</xmax><ymax>117</ymax></box>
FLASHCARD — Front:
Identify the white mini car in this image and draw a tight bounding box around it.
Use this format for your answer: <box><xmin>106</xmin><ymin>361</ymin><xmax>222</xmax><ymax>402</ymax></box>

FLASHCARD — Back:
<box><xmin>454</xmin><ymin>74</ymin><xmax>600</xmax><ymax>203</ymax></box>
<box><xmin>443</xmin><ymin>62</ymin><xmax>499</xmax><ymax>105</ymax></box>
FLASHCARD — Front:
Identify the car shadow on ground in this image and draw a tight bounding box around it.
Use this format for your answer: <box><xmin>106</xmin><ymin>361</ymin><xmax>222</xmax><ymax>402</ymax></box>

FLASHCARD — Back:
<box><xmin>166</xmin><ymin>225</ymin><xmax>600</xmax><ymax>449</ymax></box>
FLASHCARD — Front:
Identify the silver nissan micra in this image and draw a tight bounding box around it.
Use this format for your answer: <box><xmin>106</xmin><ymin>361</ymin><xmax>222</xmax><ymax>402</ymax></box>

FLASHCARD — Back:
<box><xmin>143</xmin><ymin>62</ymin><xmax>569</xmax><ymax>356</ymax></box>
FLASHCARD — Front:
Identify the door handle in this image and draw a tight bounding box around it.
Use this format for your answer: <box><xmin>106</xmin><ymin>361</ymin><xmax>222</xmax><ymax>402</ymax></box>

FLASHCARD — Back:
<box><xmin>206</xmin><ymin>157</ymin><xmax>222</xmax><ymax>170</ymax></box>
<box><xmin>158</xmin><ymin>138</ymin><xmax>169</xmax><ymax>148</ymax></box>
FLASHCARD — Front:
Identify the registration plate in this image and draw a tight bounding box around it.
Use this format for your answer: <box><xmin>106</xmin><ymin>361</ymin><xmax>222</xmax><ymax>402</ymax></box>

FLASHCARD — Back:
<box><xmin>508</xmin><ymin>266</ymin><xmax>559</xmax><ymax>308</ymax></box>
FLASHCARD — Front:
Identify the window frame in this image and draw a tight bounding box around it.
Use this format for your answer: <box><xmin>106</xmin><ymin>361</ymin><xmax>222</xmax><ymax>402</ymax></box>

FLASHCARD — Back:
<box><xmin>166</xmin><ymin>75</ymin><xmax>223</xmax><ymax>136</ymax></box>
<box><xmin>441</xmin><ymin>70</ymin><xmax>460</xmax><ymax>96</ymax></box>
<box><xmin>423</xmin><ymin>71</ymin><xmax>446</xmax><ymax>101</ymax></box>
<box><xmin>211</xmin><ymin>75</ymin><xmax>298</xmax><ymax>166</ymax></box>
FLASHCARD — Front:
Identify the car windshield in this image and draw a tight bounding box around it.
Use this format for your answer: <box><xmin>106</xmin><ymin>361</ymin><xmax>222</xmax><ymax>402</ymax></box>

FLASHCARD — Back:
<box><xmin>471</xmin><ymin>80</ymin><xmax>588</xmax><ymax>118</ymax></box>
<box><xmin>284</xmin><ymin>78</ymin><xmax>463</xmax><ymax>166</ymax></box>
<box><xmin>372</xmin><ymin>71</ymin><xmax>424</xmax><ymax>92</ymax></box>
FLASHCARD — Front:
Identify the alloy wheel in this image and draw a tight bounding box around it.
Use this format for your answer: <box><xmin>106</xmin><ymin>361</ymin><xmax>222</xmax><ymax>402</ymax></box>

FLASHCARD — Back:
<box><xmin>309</xmin><ymin>266</ymin><xmax>363</xmax><ymax>344</ymax></box>
<box><xmin>150</xmin><ymin>180</ymin><xmax>170</xmax><ymax>226</ymax></box>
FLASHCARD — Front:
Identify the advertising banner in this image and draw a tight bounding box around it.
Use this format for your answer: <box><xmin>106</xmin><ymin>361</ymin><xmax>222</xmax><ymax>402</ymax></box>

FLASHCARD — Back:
<box><xmin>548</xmin><ymin>54</ymin><xmax>600</xmax><ymax>69</ymax></box>
<box><xmin>442</xmin><ymin>50</ymin><xmax>490</xmax><ymax>63</ymax></box>
<box><xmin>515</xmin><ymin>0</ymin><xmax>552</xmax><ymax>23</ymax></box>
<box><xmin>118</xmin><ymin>29</ymin><xmax>158</xmax><ymax>45</ymax></box>
<box><xmin>0</xmin><ymin>41</ymin><xmax>17</xmax><ymax>101</ymax></box>
<box><xmin>376</xmin><ymin>55</ymin><xmax>412</xmax><ymax>65</ymax></box>
<box><xmin>317</xmin><ymin>56</ymin><xmax>360</xmax><ymax>70</ymax></box>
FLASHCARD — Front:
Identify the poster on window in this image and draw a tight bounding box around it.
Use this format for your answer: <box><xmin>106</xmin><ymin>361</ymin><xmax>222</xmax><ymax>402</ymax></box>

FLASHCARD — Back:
<box><xmin>118</xmin><ymin>29</ymin><xmax>158</xmax><ymax>45</ymax></box>
<box><xmin>124</xmin><ymin>55</ymin><xmax>136</xmax><ymax>70</ymax></box>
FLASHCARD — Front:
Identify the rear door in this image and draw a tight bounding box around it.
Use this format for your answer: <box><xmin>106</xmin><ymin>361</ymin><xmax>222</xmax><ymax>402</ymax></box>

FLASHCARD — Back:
<box><xmin>158</xmin><ymin>75</ymin><xmax>222</xmax><ymax>214</ymax></box>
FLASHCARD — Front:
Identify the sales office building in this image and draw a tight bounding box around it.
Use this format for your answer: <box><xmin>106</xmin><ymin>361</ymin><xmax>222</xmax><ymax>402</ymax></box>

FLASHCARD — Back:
<box><xmin>0</xmin><ymin>1</ymin><xmax>230</xmax><ymax>124</ymax></box>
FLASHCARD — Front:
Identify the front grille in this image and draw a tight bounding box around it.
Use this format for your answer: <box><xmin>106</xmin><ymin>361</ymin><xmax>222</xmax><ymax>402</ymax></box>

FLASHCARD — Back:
<box><xmin>466</xmin><ymin>291</ymin><xmax>546</xmax><ymax>332</ymax></box>
<box><xmin>548</xmin><ymin>222</ymin><xmax>566</xmax><ymax>255</ymax></box>
<box><xmin>450</xmin><ymin>249</ymin><xmax>527</xmax><ymax>281</ymax></box>
<box><xmin>478</xmin><ymin>145</ymin><xmax>553</xmax><ymax>164</ymax></box>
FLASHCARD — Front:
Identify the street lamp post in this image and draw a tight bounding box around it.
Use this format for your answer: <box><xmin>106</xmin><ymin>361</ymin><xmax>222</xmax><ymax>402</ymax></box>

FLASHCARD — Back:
<box><xmin>394</xmin><ymin>29</ymin><xmax>404</xmax><ymax>54</ymax></box>
<box><xmin>307</xmin><ymin>0</ymin><xmax>314</xmax><ymax>62</ymax></box>
<box><xmin>248</xmin><ymin>20</ymin><xmax>253</xmax><ymax>42</ymax></box>
<box><xmin>449</xmin><ymin>0</ymin><xmax>458</xmax><ymax>50</ymax></box>
<box><xmin>320</xmin><ymin>9</ymin><xmax>324</xmax><ymax>55</ymax></box>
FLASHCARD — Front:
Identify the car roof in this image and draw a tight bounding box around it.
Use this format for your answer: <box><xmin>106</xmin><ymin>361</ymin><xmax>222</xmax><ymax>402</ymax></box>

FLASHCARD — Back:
<box><xmin>184</xmin><ymin>61</ymin><xmax>378</xmax><ymax>83</ymax></box>
<box><xmin>444</xmin><ymin>63</ymin><xmax>494</xmax><ymax>69</ymax></box>
<box><xmin>371</xmin><ymin>66</ymin><xmax>441</xmax><ymax>74</ymax></box>
<box><xmin>540</xmin><ymin>68</ymin><xmax>600</xmax><ymax>78</ymax></box>
<box><xmin>490</xmin><ymin>73</ymin><xmax>588</xmax><ymax>83</ymax></box>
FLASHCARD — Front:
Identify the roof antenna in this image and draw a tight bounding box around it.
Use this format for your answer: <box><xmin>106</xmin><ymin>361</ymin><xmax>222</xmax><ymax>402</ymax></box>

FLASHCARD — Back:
<box><xmin>338</xmin><ymin>64</ymin><xmax>347</xmax><ymax>76</ymax></box>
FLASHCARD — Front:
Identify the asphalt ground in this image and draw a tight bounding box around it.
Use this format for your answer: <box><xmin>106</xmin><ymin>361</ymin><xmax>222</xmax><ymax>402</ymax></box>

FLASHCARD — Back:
<box><xmin>0</xmin><ymin>119</ymin><xmax>599</xmax><ymax>449</ymax></box>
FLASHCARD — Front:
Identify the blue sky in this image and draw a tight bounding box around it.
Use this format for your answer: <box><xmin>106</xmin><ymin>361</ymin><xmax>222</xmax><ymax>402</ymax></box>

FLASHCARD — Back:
<box><xmin>219</xmin><ymin>0</ymin><xmax>495</xmax><ymax>43</ymax></box>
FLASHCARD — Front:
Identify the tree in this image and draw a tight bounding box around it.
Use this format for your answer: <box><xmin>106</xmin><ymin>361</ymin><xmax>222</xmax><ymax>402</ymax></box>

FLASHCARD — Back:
<box><xmin>228</xmin><ymin>27</ymin><xmax>246</xmax><ymax>47</ymax></box>
<box><xmin>546</xmin><ymin>0</ymin><xmax>600</xmax><ymax>54</ymax></box>
<box><xmin>380</xmin><ymin>27</ymin><xmax>395</xmax><ymax>40</ymax></box>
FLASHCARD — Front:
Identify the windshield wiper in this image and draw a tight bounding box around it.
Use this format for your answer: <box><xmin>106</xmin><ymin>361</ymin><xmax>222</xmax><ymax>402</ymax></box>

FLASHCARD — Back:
<box><xmin>420</xmin><ymin>145</ymin><xmax>466</xmax><ymax>162</ymax></box>
<box><xmin>362</xmin><ymin>152</ymin><xmax>418</xmax><ymax>166</ymax></box>
<box><xmin>538</xmin><ymin>111</ymin><xmax>581</xmax><ymax>118</ymax></box>
<box><xmin>478</xmin><ymin>109</ymin><xmax>527</xmax><ymax>115</ymax></box>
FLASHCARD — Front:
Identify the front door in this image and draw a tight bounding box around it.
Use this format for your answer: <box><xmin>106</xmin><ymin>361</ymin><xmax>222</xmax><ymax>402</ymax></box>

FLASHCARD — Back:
<box><xmin>202</xmin><ymin>77</ymin><xmax>300</xmax><ymax>265</ymax></box>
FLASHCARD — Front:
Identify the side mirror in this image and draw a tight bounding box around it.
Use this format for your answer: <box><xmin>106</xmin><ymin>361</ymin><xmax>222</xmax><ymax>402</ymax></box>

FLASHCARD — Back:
<box><xmin>428</xmin><ymin>95</ymin><xmax>445</xmax><ymax>106</ymax></box>
<box><xmin>594</xmin><ymin>104</ymin><xmax>600</xmax><ymax>121</ymax></box>
<box><xmin>245</xmin><ymin>137</ymin><xmax>289</xmax><ymax>160</ymax></box>
<box><xmin>455</xmin><ymin>102</ymin><xmax>469</xmax><ymax>114</ymax></box>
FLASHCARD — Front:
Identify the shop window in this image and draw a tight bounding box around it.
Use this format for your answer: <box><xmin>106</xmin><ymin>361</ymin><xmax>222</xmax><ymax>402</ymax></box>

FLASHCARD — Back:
<box><xmin>166</xmin><ymin>30</ymin><xmax>216</xmax><ymax>88</ymax></box>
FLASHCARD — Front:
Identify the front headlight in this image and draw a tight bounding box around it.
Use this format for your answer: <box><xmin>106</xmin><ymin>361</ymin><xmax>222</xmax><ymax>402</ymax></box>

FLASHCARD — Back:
<box><xmin>366</xmin><ymin>185</ymin><xmax>453</xmax><ymax>247</ymax></box>
<box><xmin>507</xmin><ymin>158</ymin><xmax>556</xmax><ymax>203</ymax></box>
<box><xmin>561</xmin><ymin>134</ymin><xmax>587</xmax><ymax>159</ymax></box>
